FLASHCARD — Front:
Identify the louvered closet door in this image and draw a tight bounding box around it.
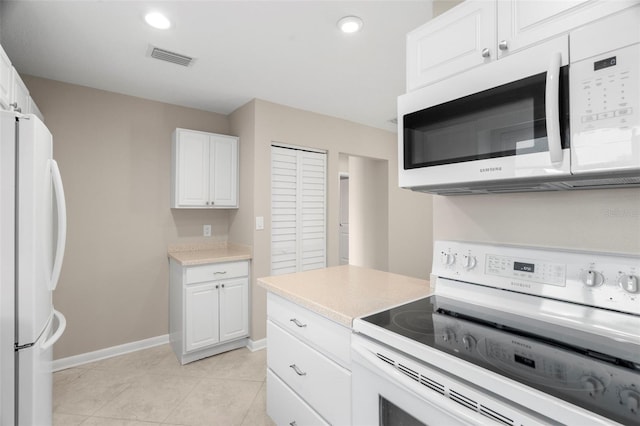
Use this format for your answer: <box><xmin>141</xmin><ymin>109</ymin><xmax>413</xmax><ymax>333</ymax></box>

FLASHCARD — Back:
<box><xmin>271</xmin><ymin>146</ymin><xmax>326</xmax><ymax>275</ymax></box>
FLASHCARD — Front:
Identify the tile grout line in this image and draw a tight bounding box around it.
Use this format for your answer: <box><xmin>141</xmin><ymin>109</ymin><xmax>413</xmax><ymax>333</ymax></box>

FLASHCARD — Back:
<box><xmin>158</xmin><ymin>374</ymin><xmax>206</xmax><ymax>425</ymax></box>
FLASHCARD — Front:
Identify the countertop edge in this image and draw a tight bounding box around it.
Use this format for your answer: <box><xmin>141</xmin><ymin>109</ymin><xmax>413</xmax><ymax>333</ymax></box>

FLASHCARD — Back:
<box><xmin>168</xmin><ymin>244</ymin><xmax>253</xmax><ymax>266</ymax></box>
<box><xmin>258</xmin><ymin>280</ymin><xmax>353</xmax><ymax>327</ymax></box>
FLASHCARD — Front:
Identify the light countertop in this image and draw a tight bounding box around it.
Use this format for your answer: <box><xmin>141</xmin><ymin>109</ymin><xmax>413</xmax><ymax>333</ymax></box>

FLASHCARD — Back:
<box><xmin>168</xmin><ymin>243</ymin><xmax>252</xmax><ymax>266</ymax></box>
<box><xmin>257</xmin><ymin>265</ymin><xmax>432</xmax><ymax>328</ymax></box>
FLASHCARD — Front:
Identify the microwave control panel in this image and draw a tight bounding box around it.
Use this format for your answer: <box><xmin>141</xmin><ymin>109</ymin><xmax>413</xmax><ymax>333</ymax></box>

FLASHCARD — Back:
<box><xmin>570</xmin><ymin>43</ymin><xmax>640</xmax><ymax>173</ymax></box>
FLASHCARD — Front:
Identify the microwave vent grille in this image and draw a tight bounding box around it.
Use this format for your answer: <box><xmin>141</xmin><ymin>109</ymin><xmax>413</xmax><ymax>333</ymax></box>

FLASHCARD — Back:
<box><xmin>562</xmin><ymin>176</ymin><xmax>640</xmax><ymax>189</ymax></box>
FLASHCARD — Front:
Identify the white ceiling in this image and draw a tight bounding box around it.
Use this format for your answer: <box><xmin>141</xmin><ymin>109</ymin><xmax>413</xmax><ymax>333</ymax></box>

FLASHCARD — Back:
<box><xmin>0</xmin><ymin>1</ymin><xmax>434</xmax><ymax>131</ymax></box>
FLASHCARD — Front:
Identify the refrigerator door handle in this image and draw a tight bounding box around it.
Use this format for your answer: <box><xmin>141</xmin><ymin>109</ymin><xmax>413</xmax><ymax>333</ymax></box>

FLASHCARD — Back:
<box><xmin>50</xmin><ymin>159</ymin><xmax>67</xmax><ymax>291</ymax></box>
<box><xmin>41</xmin><ymin>310</ymin><xmax>66</xmax><ymax>350</ymax></box>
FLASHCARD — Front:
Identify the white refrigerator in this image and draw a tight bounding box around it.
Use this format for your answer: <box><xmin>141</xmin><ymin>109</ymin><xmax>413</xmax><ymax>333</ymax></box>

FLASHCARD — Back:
<box><xmin>0</xmin><ymin>110</ymin><xmax>67</xmax><ymax>425</ymax></box>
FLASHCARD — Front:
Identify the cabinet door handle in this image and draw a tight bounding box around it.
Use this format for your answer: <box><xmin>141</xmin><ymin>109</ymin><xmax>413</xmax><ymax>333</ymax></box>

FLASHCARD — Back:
<box><xmin>289</xmin><ymin>318</ymin><xmax>307</xmax><ymax>328</ymax></box>
<box><xmin>215</xmin><ymin>284</ymin><xmax>219</xmax><ymax>289</ymax></box>
<box><xmin>221</xmin><ymin>284</ymin><xmax>225</xmax><ymax>288</ymax></box>
<box><xmin>481</xmin><ymin>48</ymin><xmax>490</xmax><ymax>58</ymax></box>
<box><xmin>289</xmin><ymin>364</ymin><xmax>306</xmax><ymax>376</ymax></box>
<box><xmin>498</xmin><ymin>39</ymin><xmax>509</xmax><ymax>51</ymax></box>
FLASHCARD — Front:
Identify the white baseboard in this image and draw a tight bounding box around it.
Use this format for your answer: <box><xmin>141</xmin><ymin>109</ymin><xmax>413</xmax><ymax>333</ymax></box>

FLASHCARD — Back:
<box><xmin>52</xmin><ymin>334</ymin><xmax>169</xmax><ymax>372</ymax></box>
<box><xmin>247</xmin><ymin>338</ymin><xmax>266</xmax><ymax>352</ymax></box>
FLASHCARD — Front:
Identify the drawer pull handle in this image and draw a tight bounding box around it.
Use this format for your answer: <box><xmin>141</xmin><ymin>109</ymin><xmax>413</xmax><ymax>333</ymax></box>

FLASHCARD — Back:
<box><xmin>289</xmin><ymin>318</ymin><xmax>307</xmax><ymax>328</ymax></box>
<box><xmin>289</xmin><ymin>364</ymin><xmax>306</xmax><ymax>376</ymax></box>
<box><xmin>214</xmin><ymin>271</ymin><xmax>227</xmax><ymax>275</ymax></box>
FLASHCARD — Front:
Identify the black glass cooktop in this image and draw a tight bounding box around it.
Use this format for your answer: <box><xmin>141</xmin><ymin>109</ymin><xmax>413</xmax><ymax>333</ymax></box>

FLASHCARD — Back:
<box><xmin>361</xmin><ymin>295</ymin><xmax>640</xmax><ymax>426</ymax></box>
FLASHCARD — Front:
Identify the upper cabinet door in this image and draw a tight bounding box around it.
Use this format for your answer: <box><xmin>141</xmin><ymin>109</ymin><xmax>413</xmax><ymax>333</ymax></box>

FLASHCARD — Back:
<box><xmin>0</xmin><ymin>45</ymin><xmax>12</xmax><ymax>110</ymax></box>
<box><xmin>172</xmin><ymin>129</ymin><xmax>239</xmax><ymax>209</ymax></box>
<box><xmin>11</xmin><ymin>68</ymin><xmax>29</xmax><ymax>113</ymax></box>
<box><xmin>175</xmin><ymin>130</ymin><xmax>210</xmax><ymax>207</ymax></box>
<box><xmin>210</xmin><ymin>135</ymin><xmax>238</xmax><ymax>208</ymax></box>
<box><xmin>406</xmin><ymin>0</ymin><xmax>496</xmax><ymax>91</ymax></box>
<box><xmin>497</xmin><ymin>0</ymin><xmax>636</xmax><ymax>58</ymax></box>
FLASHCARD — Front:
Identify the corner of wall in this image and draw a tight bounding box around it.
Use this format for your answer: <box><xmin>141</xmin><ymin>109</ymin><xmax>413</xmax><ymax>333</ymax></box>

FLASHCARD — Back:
<box><xmin>228</xmin><ymin>100</ymin><xmax>257</xmax><ymax>247</ymax></box>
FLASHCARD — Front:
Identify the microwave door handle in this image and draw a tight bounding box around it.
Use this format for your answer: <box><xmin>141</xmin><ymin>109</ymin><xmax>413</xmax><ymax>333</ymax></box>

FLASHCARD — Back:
<box><xmin>545</xmin><ymin>52</ymin><xmax>563</xmax><ymax>166</ymax></box>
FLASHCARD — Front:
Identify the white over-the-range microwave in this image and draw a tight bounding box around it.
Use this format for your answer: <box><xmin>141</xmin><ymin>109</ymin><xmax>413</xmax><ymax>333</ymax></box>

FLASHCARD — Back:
<box><xmin>398</xmin><ymin>6</ymin><xmax>640</xmax><ymax>195</ymax></box>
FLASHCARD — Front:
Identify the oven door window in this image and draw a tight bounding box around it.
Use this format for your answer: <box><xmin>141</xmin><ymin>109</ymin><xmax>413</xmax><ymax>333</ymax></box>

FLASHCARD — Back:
<box><xmin>403</xmin><ymin>67</ymin><xmax>569</xmax><ymax>169</ymax></box>
<box><xmin>380</xmin><ymin>396</ymin><xmax>427</xmax><ymax>426</ymax></box>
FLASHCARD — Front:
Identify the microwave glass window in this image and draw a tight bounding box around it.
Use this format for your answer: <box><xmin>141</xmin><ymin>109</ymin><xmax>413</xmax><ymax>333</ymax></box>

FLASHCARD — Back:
<box><xmin>404</xmin><ymin>68</ymin><xmax>569</xmax><ymax>169</ymax></box>
<box><xmin>379</xmin><ymin>396</ymin><xmax>427</xmax><ymax>426</ymax></box>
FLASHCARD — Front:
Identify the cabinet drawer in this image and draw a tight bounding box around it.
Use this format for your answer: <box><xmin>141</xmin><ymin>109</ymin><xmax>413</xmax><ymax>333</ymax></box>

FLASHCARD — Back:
<box><xmin>266</xmin><ymin>369</ymin><xmax>328</xmax><ymax>426</ymax></box>
<box><xmin>267</xmin><ymin>292</ymin><xmax>351</xmax><ymax>368</ymax></box>
<box><xmin>185</xmin><ymin>261</ymin><xmax>248</xmax><ymax>284</ymax></box>
<box><xmin>267</xmin><ymin>320</ymin><xmax>350</xmax><ymax>426</ymax></box>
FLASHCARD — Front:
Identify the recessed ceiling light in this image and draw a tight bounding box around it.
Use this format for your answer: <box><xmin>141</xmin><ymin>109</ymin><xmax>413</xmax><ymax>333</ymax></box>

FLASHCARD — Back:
<box><xmin>145</xmin><ymin>12</ymin><xmax>171</xmax><ymax>30</ymax></box>
<box><xmin>337</xmin><ymin>16</ymin><xmax>363</xmax><ymax>34</ymax></box>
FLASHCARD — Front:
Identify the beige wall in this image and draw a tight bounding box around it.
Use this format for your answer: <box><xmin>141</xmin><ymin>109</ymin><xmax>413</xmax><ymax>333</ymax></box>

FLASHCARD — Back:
<box><xmin>434</xmin><ymin>189</ymin><xmax>640</xmax><ymax>254</ymax></box>
<box><xmin>229</xmin><ymin>99</ymin><xmax>433</xmax><ymax>341</ymax></box>
<box><xmin>432</xmin><ymin>0</ymin><xmax>464</xmax><ymax>17</ymax></box>
<box><xmin>24</xmin><ymin>76</ymin><xmax>232</xmax><ymax>359</ymax></box>
<box><xmin>349</xmin><ymin>156</ymin><xmax>389</xmax><ymax>270</ymax></box>
<box><xmin>26</xmin><ymin>78</ymin><xmax>434</xmax><ymax>358</ymax></box>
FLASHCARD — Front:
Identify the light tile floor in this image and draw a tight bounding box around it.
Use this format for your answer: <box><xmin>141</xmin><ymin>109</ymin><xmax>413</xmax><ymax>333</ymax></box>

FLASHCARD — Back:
<box><xmin>53</xmin><ymin>345</ymin><xmax>275</xmax><ymax>426</ymax></box>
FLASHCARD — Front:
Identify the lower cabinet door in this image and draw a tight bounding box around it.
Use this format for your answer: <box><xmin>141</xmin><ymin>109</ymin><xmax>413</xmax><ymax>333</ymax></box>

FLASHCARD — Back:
<box><xmin>219</xmin><ymin>277</ymin><xmax>249</xmax><ymax>342</ymax></box>
<box><xmin>267</xmin><ymin>369</ymin><xmax>328</xmax><ymax>426</ymax></box>
<box><xmin>185</xmin><ymin>283</ymin><xmax>220</xmax><ymax>352</ymax></box>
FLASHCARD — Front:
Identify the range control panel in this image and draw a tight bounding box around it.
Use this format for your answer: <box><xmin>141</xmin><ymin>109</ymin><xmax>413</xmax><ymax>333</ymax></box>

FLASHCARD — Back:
<box><xmin>433</xmin><ymin>240</ymin><xmax>640</xmax><ymax>315</ymax></box>
<box><xmin>486</xmin><ymin>255</ymin><xmax>566</xmax><ymax>287</ymax></box>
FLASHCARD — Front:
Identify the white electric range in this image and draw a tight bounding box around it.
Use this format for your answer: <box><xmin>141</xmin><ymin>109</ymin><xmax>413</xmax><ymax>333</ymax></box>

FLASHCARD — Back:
<box><xmin>352</xmin><ymin>240</ymin><xmax>640</xmax><ymax>425</ymax></box>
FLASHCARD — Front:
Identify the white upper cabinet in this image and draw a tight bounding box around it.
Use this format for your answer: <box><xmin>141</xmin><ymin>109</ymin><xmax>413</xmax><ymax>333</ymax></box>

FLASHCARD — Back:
<box><xmin>496</xmin><ymin>0</ymin><xmax>636</xmax><ymax>59</ymax></box>
<box><xmin>407</xmin><ymin>0</ymin><xmax>496</xmax><ymax>91</ymax></box>
<box><xmin>11</xmin><ymin>68</ymin><xmax>29</xmax><ymax>113</ymax></box>
<box><xmin>171</xmin><ymin>128</ymin><xmax>239</xmax><ymax>209</ymax></box>
<box><xmin>0</xmin><ymin>45</ymin><xmax>12</xmax><ymax>110</ymax></box>
<box><xmin>407</xmin><ymin>0</ymin><xmax>636</xmax><ymax>91</ymax></box>
<box><xmin>210</xmin><ymin>136</ymin><xmax>238</xmax><ymax>207</ymax></box>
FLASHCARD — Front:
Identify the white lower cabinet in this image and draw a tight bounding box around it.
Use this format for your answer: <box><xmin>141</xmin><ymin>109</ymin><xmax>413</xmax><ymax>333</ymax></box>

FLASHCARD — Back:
<box><xmin>170</xmin><ymin>259</ymin><xmax>249</xmax><ymax>364</ymax></box>
<box><xmin>267</xmin><ymin>369</ymin><xmax>328</xmax><ymax>426</ymax></box>
<box><xmin>266</xmin><ymin>292</ymin><xmax>351</xmax><ymax>425</ymax></box>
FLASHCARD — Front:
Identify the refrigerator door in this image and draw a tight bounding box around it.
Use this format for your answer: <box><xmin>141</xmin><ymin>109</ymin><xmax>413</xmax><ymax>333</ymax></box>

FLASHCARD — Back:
<box><xmin>17</xmin><ymin>310</ymin><xmax>66</xmax><ymax>426</ymax></box>
<box><xmin>0</xmin><ymin>110</ymin><xmax>17</xmax><ymax>425</ymax></box>
<box><xmin>17</xmin><ymin>115</ymin><xmax>54</xmax><ymax>346</ymax></box>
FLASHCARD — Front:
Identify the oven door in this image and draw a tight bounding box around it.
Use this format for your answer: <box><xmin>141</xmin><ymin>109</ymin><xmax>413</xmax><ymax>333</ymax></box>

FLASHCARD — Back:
<box><xmin>398</xmin><ymin>36</ymin><xmax>571</xmax><ymax>192</ymax></box>
<box><xmin>352</xmin><ymin>335</ymin><xmax>553</xmax><ymax>426</ymax></box>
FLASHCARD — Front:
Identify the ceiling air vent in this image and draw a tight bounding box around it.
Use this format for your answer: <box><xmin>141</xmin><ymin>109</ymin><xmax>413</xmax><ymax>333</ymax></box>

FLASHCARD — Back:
<box><xmin>149</xmin><ymin>46</ymin><xmax>194</xmax><ymax>67</ymax></box>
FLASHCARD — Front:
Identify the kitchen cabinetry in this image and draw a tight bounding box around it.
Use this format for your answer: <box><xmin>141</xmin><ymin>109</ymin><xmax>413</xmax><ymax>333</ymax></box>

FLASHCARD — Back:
<box><xmin>0</xmin><ymin>43</ymin><xmax>44</xmax><ymax>120</ymax></box>
<box><xmin>11</xmin><ymin>69</ymin><xmax>29</xmax><ymax>114</ymax></box>
<box><xmin>407</xmin><ymin>0</ymin><xmax>635</xmax><ymax>91</ymax></box>
<box><xmin>266</xmin><ymin>292</ymin><xmax>351</xmax><ymax>426</ymax></box>
<box><xmin>169</xmin><ymin>259</ymin><xmax>249</xmax><ymax>364</ymax></box>
<box><xmin>0</xmin><ymin>45</ymin><xmax>11</xmax><ymax>110</ymax></box>
<box><xmin>171</xmin><ymin>128</ymin><xmax>238</xmax><ymax>209</ymax></box>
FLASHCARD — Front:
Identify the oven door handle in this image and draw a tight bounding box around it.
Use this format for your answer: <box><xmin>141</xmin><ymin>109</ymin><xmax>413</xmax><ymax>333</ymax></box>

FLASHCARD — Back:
<box><xmin>545</xmin><ymin>52</ymin><xmax>563</xmax><ymax>166</ymax></box>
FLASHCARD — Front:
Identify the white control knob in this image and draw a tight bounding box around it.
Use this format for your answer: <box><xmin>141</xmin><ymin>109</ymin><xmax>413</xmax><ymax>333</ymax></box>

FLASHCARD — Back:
<box><xmin>580</xmin><ymin>376</ymin><xmax>605</xmax><ymax>397</ymax></box>
<box><xmin>441</xmin><ymin>251</ymin><xmax>455</xmax><ymax>266</ymax></box>
<box><xmin>462</xmin><ymin>255</ymin><xmax>477</xmax><ymax>270</ymax></box>
<box><xmin>620</xmin><ymin>389</ymin><xmax>640</xmax><ymax>414</ymax></box>
<box><xmin>582</xmin><ymin>270</ymin><xmax>604</xmax><ymax>287</ymax></box>
<box><xmin>618</xmin><ymin>275</ymin><xmax>639</xmax><ymax>294</ymax></box>
<box><xmin>461</xmin><ymin>335</ymin><xmax>476</xmax><ymax>351</ymax></box>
